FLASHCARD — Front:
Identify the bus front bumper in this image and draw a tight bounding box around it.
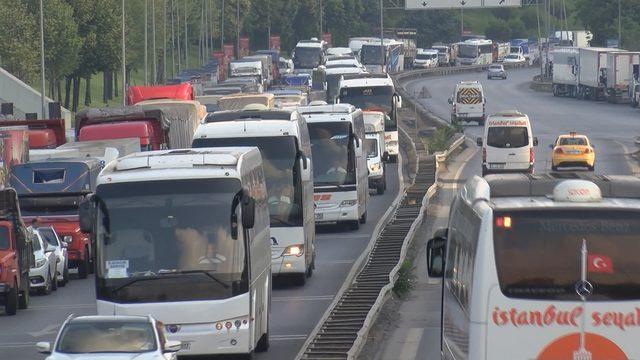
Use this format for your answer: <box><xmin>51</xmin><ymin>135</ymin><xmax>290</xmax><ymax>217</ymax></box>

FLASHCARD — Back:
<box><xmin>314</xmin><ymin>203</ymin><xmax>359</xmax><ymax>223</ymax></box>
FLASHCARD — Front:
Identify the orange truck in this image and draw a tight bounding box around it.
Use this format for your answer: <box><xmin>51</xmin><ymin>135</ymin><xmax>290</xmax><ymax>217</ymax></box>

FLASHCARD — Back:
<box><xmin>0</xmin><ymin>119</ymin><xmax>66</xmax><ymax>149</ymax></box>
<box><xmin>0</xmin><ymin>188</ymin><xmax>33</xmax><ymax>315</ymax></box>
<box><xmin>126</xmin><ymin>83</ymin><xmax>194</xmax><ymax>105</ymax></box>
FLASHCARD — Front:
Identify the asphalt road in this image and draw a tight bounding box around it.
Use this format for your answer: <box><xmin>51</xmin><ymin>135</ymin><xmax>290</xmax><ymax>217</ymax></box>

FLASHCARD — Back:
<box><xmin>0</xmin><ymin>165</ymin><xmax>400</xmax><ymax>360</ymax></box>
<box><xmin>372</xmin><ymin>67</ymin><xmax>639</xmax><ymax>360</ymax></box>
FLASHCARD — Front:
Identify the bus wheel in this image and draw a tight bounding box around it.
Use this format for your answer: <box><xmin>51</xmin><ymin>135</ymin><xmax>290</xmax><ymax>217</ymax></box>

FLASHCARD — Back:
<box><xmin>359</xmin><ymin>211</ymin><xmax>367</xmax><ymax>224</ymax></box>
<box><xmin>78</xmin><ymin>250</ymin><xmax>89</xmax><ymax>279</ymax></box>
<box><xmin>4</xmin><ymin>282</ymin><xmax>18</xmax><ymax>315</ymax></box>
<box><xmin>376</xmin><ymin>181</ymin><xmax>385</xmax><ymax>195</ymax></box>
<box><xmin>18</xmin><ymin>281</ymin><xmax>28</xmax><ymax>309</ymax></box>
<box><xmin>256</xmin><ymin>324</ymin><xmax>270</xmax><ymax>352</ymax></box>
<box><xmin>293</xmin><ymin>273</ymin><xmax>306</xmax><ymax>286</ymax></box>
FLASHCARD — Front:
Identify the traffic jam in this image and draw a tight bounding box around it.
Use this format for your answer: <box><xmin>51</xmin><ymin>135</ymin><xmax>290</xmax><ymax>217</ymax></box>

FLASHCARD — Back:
<box><xmin>0</xmin><ymin>23</ymin><xmax>639</xmax><ymax>360</ymax></box>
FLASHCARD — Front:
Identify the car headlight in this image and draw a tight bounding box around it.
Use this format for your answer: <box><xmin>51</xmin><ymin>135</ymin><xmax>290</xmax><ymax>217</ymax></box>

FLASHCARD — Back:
<box><xmin>282</xmin><ymin>245</ymin><xmax>304</xmax><ymax>257</ymax></box>
<box><xmin>370</xmin><ymin>163</ymin><xmax>381</xmax><ymax>172</ymax></box>
<box><xmin>340</xmin><ymin>200</ymin><xmax>357</xmax><ymax>207</ymax></box>
<box><xmin>34</xmin><ymin>258</ymin><xmax>46</xmax><ymax>268</ymax></box>
<box><xmin>63</xmin><ymin>236</ymin><xmax>73</xmax><ymax>244</ymax></box>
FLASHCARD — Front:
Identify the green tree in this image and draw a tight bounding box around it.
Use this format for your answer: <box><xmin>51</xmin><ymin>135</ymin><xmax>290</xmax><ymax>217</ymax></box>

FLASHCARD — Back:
<box><xmin>0</xmin><ymin>0</ymin><xmax>39</xmax><ymax>84</ymax></box>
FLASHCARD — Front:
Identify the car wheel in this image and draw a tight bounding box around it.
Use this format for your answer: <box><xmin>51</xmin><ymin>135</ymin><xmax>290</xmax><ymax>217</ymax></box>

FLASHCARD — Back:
<box><xmin>293</xmin><ymin>272</ymin><xmax>306</xmax><ymax>286</ymax></box>
<box><xmin>51</xmin><ymin>269</ymin><xmax>58</xmax><ymax>291</ymax></box>
<box><xmin>61</xmin><ymin>265</ymin><xmax>69</xmax><ymax>287</ymax></box>
<box><xmin>588</xmin><ymin>165</ymin><xmax>595</xmax><ymax>171</ymax></box>
<box><xmin>18</xmin><ymin>285</ymin><xmax>29</xmax><ymax>309</ymax></box>
<box><xmin>376</xmin><ymin>181</ymin><xmax>385</xmax><ymax>195</ymax></box>
<box><xmin>359</xmin><ymin>211</ymin><xmax>367</xmax><ymax>224</ymax></box>
<box><xmin>552</xmin><ymin>165</ymin><xmax>558</xmax><ymax>172</ymax></box>
<box><xmin>78</xmin><ymin>252</ymin><xmax>89</xmax><ymax>279</ymax></box>
<box><xmin>41</xmin><ymin>272</ymin><xmax>52</xmax><ymax>295</ymax></box>
<box><xmin>4</xmin><ymin>281</ymin><xmax>18</xmax><ymax>315</ymax></box>
<box><xmin>347</xmin><ymin>220</ymin><xmax>360</xmax><ymax>231</ymax></box>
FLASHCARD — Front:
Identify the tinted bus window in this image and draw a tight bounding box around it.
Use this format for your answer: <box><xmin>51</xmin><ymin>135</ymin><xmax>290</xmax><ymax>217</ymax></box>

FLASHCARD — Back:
<box><xmin>494</xmin><ymin>210</ymin><xmax>640</xmax><ymax>301</ymax></box>
<box><xmin>487</xmin><ymin>127</ymin><xmax>528</xmax><ymax>148</ymax></box>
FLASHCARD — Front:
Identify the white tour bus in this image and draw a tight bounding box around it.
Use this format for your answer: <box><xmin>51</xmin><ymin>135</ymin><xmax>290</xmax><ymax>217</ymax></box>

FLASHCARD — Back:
<box><xmin>427</xmin><ymin>173</ymin><xmax>640</xmax><ymax>360</ymax></box>
<box><xmin>82</xmin><ymin>148</ymin><xmax>271</xmax><ymax>357</ymax></box>
<box><xmin>363</xmin><ymin>111</ymin><xmax>389</xmax><ymax>195</ymax></box>
<box><xmin>456</xmin><ymin>39</ymin><xmax>494</xmax><ymax>66</ymax></box>
<box><xmin>298</xmin><ymin>103</ymin><xmax>369</xmax><ymax>230</ymax></box>
<box><xmin>338</xmin><ymin>73</ymin><xmax>401</xmax><ymax>162</ymax></box>
<box><xmin>192</xmin><ymin>106</ymin><xmax>316</xmax><ymax>285</ymax></box>
<box><xmin>292</xmin><ymin>39</ymin><xmax>325</xmax><ymax>74</ymax></box>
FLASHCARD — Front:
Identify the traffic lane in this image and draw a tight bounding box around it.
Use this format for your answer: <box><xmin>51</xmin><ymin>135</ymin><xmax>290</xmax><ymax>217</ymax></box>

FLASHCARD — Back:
<box><xmin>258</xmin><ymin>163</ymin><xmax>400</xmax><ymax>360</ymax></box>
<box><xmin>405</xmin><ymin>68</ymin><xmax>636</xmax><ymax>175</ymax></box>
<box><xmin>0</xmin><ymin>275</ymin><xmax>96</xmax><ymax>360</ymax></box>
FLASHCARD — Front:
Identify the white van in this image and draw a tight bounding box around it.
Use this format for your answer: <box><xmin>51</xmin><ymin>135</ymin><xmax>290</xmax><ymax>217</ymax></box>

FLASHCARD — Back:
<box><xmin>363</xmin><ymin>111</ymin><xmax>388</xmax><ymax>195</ymax></box>
<box><xmin>476</xmin><ymin>110</ymin><xmax>538</xmax><ymax>176</ymax></box>
<box><xmin>449</xmin><ymin>81</ymin><xmax>486</xmax><ymax>125</ymax></box>
<box><xmin>192</xmin><ymin>106</ymin><xmax>316</xmax><ymax>285</ymax></box>
<box><xmin>414</xmin><ymin>49</ymin><xmax>439</xmax><ymax>68</ymax></box>
<box><xmin>427</xmin><ymin>173</ymin><xmax>640</xmax><ymax>360</ymax></box>
<box><xmin>298</xmin><ymin>103</ymin><xmax>369</xmax><ymax>230</ymax></box>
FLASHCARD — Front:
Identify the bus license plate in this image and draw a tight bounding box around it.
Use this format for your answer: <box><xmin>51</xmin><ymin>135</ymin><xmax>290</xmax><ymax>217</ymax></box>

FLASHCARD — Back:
<box><xmin>315</xmin><ymin>213</ymin><xmax>323</xmax><ymax>220</ymax></box>
<box><xmin>458</xmin><ymin>113</ymin><xmax>468</xmax><ymax>117</ymax></box>
<box><xmin>180</xmin><ymin>342</ymin><xmax>191</xmax><ymax>350</ymax></box>
<box><xmin>489</xmin><ymin>163</ymin><xmax>505</xmax><ymax>170</ymax></box>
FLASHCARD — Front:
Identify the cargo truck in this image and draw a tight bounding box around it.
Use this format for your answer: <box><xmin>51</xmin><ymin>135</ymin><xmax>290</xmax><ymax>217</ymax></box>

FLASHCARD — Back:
<box><xmin>0</xmin><ymin>188</ymin><xmax>33</xmax><ymax>315</ymax></box>
<box><xmin>604</xmin><ymin>52</ymin><xmax>640</xmax><ymax>103</ymax></box>
<box><xmin>0</xmin><ymin>119</ymin><xmax>66</xmax><ymax>150</ymax></box>
<box><xmin>552</xmin><ymin>47</ymin><xmax>579</xmax><ymax>97</ymax></box>
<box><xmin>126</xmin><ymin>83</ymin><xmax>194</xmax><ymax>105</ymax></box>
<box><xmin>576</xmin><ymin>47</ymin><xmax>620</xmax><ymax>100</ymax></box>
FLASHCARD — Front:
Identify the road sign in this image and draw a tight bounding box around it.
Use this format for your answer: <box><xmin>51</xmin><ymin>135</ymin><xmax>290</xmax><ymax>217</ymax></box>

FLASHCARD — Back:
<box><xmin>406</xmin><ymin>0</ymin><xmax>520</xmax><ymax>9</ymax></box>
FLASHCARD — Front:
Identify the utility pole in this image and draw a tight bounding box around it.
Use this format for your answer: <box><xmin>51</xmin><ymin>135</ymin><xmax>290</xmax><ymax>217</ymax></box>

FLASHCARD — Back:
<box><xmin>121</xmin><ymin>0</ymin><xmax>126</xmax><ymax>106</ymax></box>
<box><xmin>176</xmin><ymin>0</ymin><xmax>181</xmax><ymax>72</ymax></box>
<box><xmin>221</xmin><ymin>0</ymin><xmax>225</xmax><ymax>50</ymax></box>
<box><xmin>163</xmin><ymin>0</ymin><xmax>167</xmax><ymax>82</ymax></box>
<box><xmin>236</xmin><ymin>0</ymin><xmax>240</xmax><ymax>60</ymax></box>
<box><xmin>144</xmin><ymin>0</ymin><xmax>148</xmax><ymax>84</ymax></box>
<box><xmin>319</xmin><ymin>0</ymin><xmax>323</xmax><ymax>38</ymax></box>
<box><xmin>152</xmin><ymin>0</ymin><xmax>157</xmax><ymax>84</ymax></box>
<box><xmin>537</xmin><ymin>0</ymin><xmax>543</xmax><ymax>77</ymax></box>
<box><xmin>184</xmin><ymin>0</ymin><xmax>188</xmax><ymax>69</ymax></box>
<box><xmin>39</xmin><ymin>0</ymin><xmax>46</xmax><ymax>119</ymax></box>
<box><xmin>546</xmin><ymin>0</ymin><xmax>550</xmax><ymax>77</ymax></box>
<box><xmin>618</xmin><ymin>0</ymin><xmax>622</xmax><ymax>48</ymax></box>
<box><xmin>171</xmin><ymin>0</ymin><xmax>175</xmax><ymax>78</ymax></box>
<box><xmin>460</xmin><ymin>7</ymin><xmax>464</xmax><ymax>39</ymax></box>
<box><xmin>380</xmin><ymin>0</ymin><xmax>384</xmax><ymax>73</ymax></box>
<box><xmin>267</xmin><ymin>0</ymin><xmax>271</xmax><ymax>47</ymax></box>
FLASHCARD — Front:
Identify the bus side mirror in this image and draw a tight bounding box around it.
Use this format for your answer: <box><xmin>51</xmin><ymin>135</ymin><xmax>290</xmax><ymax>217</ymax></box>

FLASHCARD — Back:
<box><xmin>426</xmin><ymin>228</ymin><xmax>448</xmax><ymax>278</ymax></box>
<box><xmin>382</xmin><ymin>151</ymin><xmax>390</xmax><ymax>162</ymax></box>
<box><xmin>395</xmin><ymin>94</ymin><xmax>402</xmax><ymax>109</ymax></box>
<box><xmin>533</xmin><ymin>137</ymin><xmax>539</xmax><ymax>146</ymax></box>
<box><xmin>241</xmin><ymin>196</ymin><xmax>255</xmax><ymax>229</ymax></box>
<box><xmin>476</xmin><ymin>137</ymin><xmax>483</xmax><ymax>147</ymax></box>
<box><xmin>448</xmin><ymin>98</ymin><xmax>453</xmax><ymax>104</ymax></box>
<box><xmin>301</xmin><ymin>156</ymin><xmax>312</xmax><ymax>182</ymax></box>
<box><xmin>79</xmin><ymin>195</ymin><xmax>95</xmax><ymax>234</ymax></box>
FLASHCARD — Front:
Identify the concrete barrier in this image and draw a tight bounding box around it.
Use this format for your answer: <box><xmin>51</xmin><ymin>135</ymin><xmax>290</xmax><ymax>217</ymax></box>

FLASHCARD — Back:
<box><xmin>0</xmin><ymin>67</ymin><xmax>72</xmax><ymax>127</ymax></box>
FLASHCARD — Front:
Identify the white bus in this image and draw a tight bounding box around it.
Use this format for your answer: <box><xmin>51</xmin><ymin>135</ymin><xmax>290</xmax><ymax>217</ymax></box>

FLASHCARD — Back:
<box><xmin>192</xmin><ymin>106</ymin><xmax>316</xmax><ymax>286</ymax></box>
<box><xmin>427</xmin><ymin>173</ymin><xmax>640</xmax><ymax>360</ymax></box>
<box><xmin>293</xmin><ymin>39</ymin><xmax>325</xmax><ymax>74</ymax></box>
<box><xmin>456</xmin><ymin>39</ymin><xmax>494</xmax><ymax>66</ymax></box>
<box><xmin>338</xmin><ymin>74</ymin><xmax>401</xmax><ymax>162</ymax></box>
<box><xmin>363</xmin><ymin>111</ymin><xmax>388</xmax><ymax>195</ymax></box>
<box><xmin>83</xmin><ymin>148</ymin><xmax>271</xmax><ymax>357</ymax></box>
<box><xmin>298</xmin><ymin>103</ymin><xmax>369</xmax><ymax>230</ymax></box>
<box><xmin>360</xmin><ymin>39</ymin><xmax>405</xmax><ymax>74</ymax></box>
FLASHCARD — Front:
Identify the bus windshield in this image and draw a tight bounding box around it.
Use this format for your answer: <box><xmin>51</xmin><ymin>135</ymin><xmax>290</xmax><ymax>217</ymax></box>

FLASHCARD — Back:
<box><xmin>192</xmin><ymin>136</ymin><xmax>303</xmax><ymax>227</ymax></box>
<box><xmin>458</xmin><ymin>44</ymin><xmax>479</xmax><ymax>58</ymax></box>
<box><xmin>308</xmin><ymin>122</ymin><xmax>356</xmax><ymax>187</ymax></box>
<box><xmin>494</xmin><ymin>209</ymin><xmax>640</xmax><ymax>301</ymax></box>
<box><xmin>293</xmin><ymin>46</ymin><xmax>322</xmax><ymax>69</ymax></box>
<box><xmin>339</xmin><ymin>86</ymin><xmax>393</xmax><ymax>114</ymax></box>
<box><xmin>360</xmin><ymin>45</ymin><xmax>383</xmax><ymax>65</ymax></box>
<box><xmin>95</xmin><ymin>178</ymin><xmax>247</xmax><ymax>303</ymax></box>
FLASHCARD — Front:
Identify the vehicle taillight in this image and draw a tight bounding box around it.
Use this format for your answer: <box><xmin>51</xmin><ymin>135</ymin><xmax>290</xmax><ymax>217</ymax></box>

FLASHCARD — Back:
<box><xmin>482</xmin><ymin>148</ymin><xmax>487</xmax><ymax>162</ymax></box>
<box><xmin>554</xmin><ymin>147</ymin><xmax>564</xmax><ymax>154</ymax></box>
<box><xmin>584</xmin><ymin>148</ymin><xmax>591</xmax><ymax>154</ymax></box>
<box><xmin>496</xmin><ymin>216</ymin><xmax>512</xmax><ymax>228</ymax></box>
<box><xmin>530</xmin><ymin>148</ymin><xmax>535</xmax><ymax>163</ymax></box>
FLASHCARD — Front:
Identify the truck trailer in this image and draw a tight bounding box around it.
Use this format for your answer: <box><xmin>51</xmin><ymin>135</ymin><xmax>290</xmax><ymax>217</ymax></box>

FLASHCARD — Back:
<box><xmin>576</xmin><ymin>47</ymin><xmax>621</xmax><ymax>100</ymax></box>
<box><xmin>604</xmin><ymin>52</ymin><xmax>640</xmax><ymax>103</ymax></box>
<box><xmin>552</xmin><ymin>47</ymin><xmax>579</xmax><ymax>97</ymax></box>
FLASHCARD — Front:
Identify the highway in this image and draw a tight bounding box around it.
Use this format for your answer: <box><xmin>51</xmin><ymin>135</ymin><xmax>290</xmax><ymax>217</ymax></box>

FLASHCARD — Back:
<box><xmin>0</xmin><ymin>165</ymin><xmax>400</xmax><ymax>360</ymax></box>
<box><xmin>371</xmin><ymin>67</ymin><xmax>639</xmax><ymax>360</ymax></box>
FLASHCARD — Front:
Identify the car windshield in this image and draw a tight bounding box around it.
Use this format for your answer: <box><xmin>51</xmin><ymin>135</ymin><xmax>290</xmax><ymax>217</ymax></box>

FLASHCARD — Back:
<box><xmin>489</xmin><ymin>65</ymin><xmax>503</xmax><ymax>70</ymax></box>
<box><xmin>95</xmin><ymin>178</ymin><xmax>248</xmax><ymax>303</ymax></box>
<box><xmin>293</xmin><ymin>46</ymin><xmax>322</xmax><ymax>69</ymax></box>
<box><xmin>308</xmin><ymin>122</ymin><xmax>356</xmax><ymax>187</ymax></box>
<box><xmin>364</xmin><ymin>138</ymin><xmax>378</xmax><ymax>158</ymax></box>
<box><xmin>37</xmin><ymin>228</ymin><xmax>58</xmax><ymax>247</ymax></box>
<box><xmin>506</xmin><ymin>54</ymin><xmax>520</xmax><ymax>59</ymax></box>
<box><xmin>360</xmin><ymin>45</ymin><xmax>383</xmax><ymax>65</ymax></box>
<box><xmin>192</xmin><ymin>136</ymin><xmax>303</xmax><ymax>227</ymax></box>
<box><xmin>0</xmin><ymin>227</ymin><xmax>9</xmax><ymax>250</ymax></box>
<box><xmin>32</xmin><ymin>236</ymin><xmax>42</xmax><ymax>251</ymax></box>
<box><xmin>487</xmin><ymin>126</ymin><xmax>528</xmax><ymax>148</ymax></box>
<box><xmin>339</xmin><ymin>86</ymin><xmax>393</xmax><ymax>114</ymax></box>
<box><xmin>559</xmin><ymin>137</ymin><xmax>587</xmax><ymax>146</ymax></box>
<box><xmin>416</xmin><ymin>54</ymin><xmax>431</xmax><ymax>60</ymax></box>
<box><xmin>458</xmin><ymin>44</ymin><xmax>479</xmax><ymax>58</ymax></box>
<box><xmin>494</xmin><ymin>210</ymin><xmax>640</xmax><ymax>301</ymax></box>
<box><xmin>56</xmin><ymin>321</ymin><xmax>156</xmax><ymax>354</ymax></box>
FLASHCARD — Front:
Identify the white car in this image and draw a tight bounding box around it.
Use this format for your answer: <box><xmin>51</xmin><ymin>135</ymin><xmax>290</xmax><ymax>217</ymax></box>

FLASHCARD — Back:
<box><xmin>29</xmin><ymin>229</ymin><xmax>58</xmax><ymax>295</ymax></box>
<box><xmin>37</xmin><ymin>315</ymin><xmax>182</xmax><ymax>360</ymax></box>
<box><xmin>503</xmin><ymin>53</ymin><xmax>526</xmax><ymax>64</ymax></box>
<box><xmin>36</xmin><ymin>227</ymin><xmax>70</xmax><ymax>287</ymax></box>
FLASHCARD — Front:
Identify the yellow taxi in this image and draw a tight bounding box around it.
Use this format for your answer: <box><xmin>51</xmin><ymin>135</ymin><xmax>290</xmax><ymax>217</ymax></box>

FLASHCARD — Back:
<box><xmin>551</xmin><ymin>132</ymin><xmax>595</xmax><ymax>171</ymax></box>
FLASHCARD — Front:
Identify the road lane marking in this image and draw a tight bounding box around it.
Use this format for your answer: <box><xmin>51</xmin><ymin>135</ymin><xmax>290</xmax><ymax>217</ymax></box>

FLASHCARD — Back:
<box><xmin>271</xmin><ymin>334</ymin><xmax>308</xmax><ymax>341</ymax></box>
<box><xmin>316</xmin><ymin>234</ymin><xmax>372</xmax><ymax>239</ymax></box>
<box><xmin>398</xmin><ymin>328</ymin><xmax>425</xmax><ymax>360</ymax></box>
<box><xmin>26</xmin><ymin>303</ymin><xmax>95</xmax><ymax>311</ymax></box>
<box><xmin>27</xmin><ymin>324</ymin><xmax>59</xmax><ymax>338</ymax></box>
<box><xmin>614</xmin><ymin>140</ymin><xmax>640</xmax><ymax>175</ymax></box>
<box><xmin>317</xmin><ymin>259</ymin><xmax>355</xmax><ymax>265</ymax></box>
<box><xmin>273</xmin><ymin>295</ymin><xmax>334</xmax><ymax>302</ymax></box>
<box><xmin>0</xmin><ymin>342</ymin><xmax>41</xmax><ymax>349</ymax></box>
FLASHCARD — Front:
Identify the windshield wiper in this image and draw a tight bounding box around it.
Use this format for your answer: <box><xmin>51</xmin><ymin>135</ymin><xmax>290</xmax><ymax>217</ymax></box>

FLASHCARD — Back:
<box><xmin>163</xmin><ymin>269</ymin><xmax>230</xmax><ymax>289</ymax></box>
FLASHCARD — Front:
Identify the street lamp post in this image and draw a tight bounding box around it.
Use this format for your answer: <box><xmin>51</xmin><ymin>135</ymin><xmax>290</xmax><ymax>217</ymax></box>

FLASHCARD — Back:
<box><xmin>152</xmin><ymin>0</ymin><xmax>157</xmax><ymax>84</ymax></box>
<box><xmin>236</xmin><ymin>0</ymin><xmax>240</xmax><ymax>60</ymax></box>
<box><xmin>39</xmin><ymin>0</ymin><xmax>46</xmax><ymax>119</ymax></box>
<box><xmin>380</xmin><ymin>0</ymin><xmax>384</xmax><ymax>73</ymax></box>
<box><xmin>121</xmin><ymin>0</ymin><xmax>126</xmax><ymax>106</ymax></box>
<box><xmin>144</xmin><ymin>0</ymin><xmax>148</xmax><ymax>84</ymax></box>
<box><xmin>618</xmin><ymin>0</ymin><xmax>622</xmax><ymax>48</ymax></box>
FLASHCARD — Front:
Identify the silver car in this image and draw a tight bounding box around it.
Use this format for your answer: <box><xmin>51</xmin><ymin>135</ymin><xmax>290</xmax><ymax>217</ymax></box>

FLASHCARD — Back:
<box><xmin>36</xmin><ymin>227</ymin><xmax>70</xmax><ymax>286</ymax></box>
<box><xmin>29</xmin><ymin>229</ymin><xmax>58</xmax><ymax>295</ymax></box>
<box><xmin>37</xmin><ymin>315</ymin><xmax>182</xmax><ymax>360</ymax></box>
<box><xmin>487</xmin><ymin>64</ymin><xmax>507</xmax><ymax>80</ymax></box>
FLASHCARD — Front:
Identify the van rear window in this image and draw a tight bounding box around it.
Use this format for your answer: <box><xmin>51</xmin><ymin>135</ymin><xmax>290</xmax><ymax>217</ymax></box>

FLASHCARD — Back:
<box><xmin>494</xmin><ymin>210</ymin><xmax>640</xmax><ymax>301</ymax></box>
<box><xmin>487</xmin><ymin>127</ymin><xmax>528</xmax><ymax>148</ymax></box>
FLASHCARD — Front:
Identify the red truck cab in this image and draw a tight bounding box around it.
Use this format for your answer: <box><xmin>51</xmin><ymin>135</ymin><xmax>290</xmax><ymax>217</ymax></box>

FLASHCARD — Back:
<box><xmin>10</xmin><ymin>159</ymin><xmax>102</xmax><ymax>279</ymax></box>
<box><xmin>76</xmin><ymin>108</ymin><xmax>168</xmax><ymax>151</ymax></box>
<box><xmin>0</xmin><ymin>188</ymin><xmax>33</xmax><ymax>315</ymax></box>
<box><xmin>126</xmin><ymin>83</ymin><xmax>194</xmax><ymax>105</ymax></box>
<box><xmin>0</xmin><ymin>119</ymin><xmax>66</xmax><ymax>150</ymax></box>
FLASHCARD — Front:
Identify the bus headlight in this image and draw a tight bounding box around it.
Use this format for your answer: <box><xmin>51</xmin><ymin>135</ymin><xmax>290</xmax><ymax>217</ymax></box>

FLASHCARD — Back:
<box><xmin>283</xmin><ymin>245</ymin><xmax>304</xmax><ymax>257</ymax></box>
<box><xmin>340</xmin><ymin>200</ymin><xmax>357</xmax><ymax>207</ymax></box>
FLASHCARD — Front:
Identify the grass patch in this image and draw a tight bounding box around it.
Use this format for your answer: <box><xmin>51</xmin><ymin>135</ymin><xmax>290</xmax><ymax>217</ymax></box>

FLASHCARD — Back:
<box><xmin>393</xmin><ymin>260</ymin><xmax>416</xmax><ymax>299</ymax></box>
<box><xmin>425</xmin><ymin>123</ymin><xmax>462</xmax><ymax>154</ymax></box>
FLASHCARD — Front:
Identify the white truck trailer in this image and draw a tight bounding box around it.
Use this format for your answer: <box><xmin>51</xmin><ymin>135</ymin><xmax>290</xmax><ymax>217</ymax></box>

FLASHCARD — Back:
<box><xmin>604</xmin><ymin>52</ymin><xmax>640</xmax><ymax>103</ymax></box>
<box><xmin>577</xmin><ymin>47</ymin><xmax>620</xmax><ymax>100</ymax></box>
<box><xmin>552</xmin><ymin>47</ymin><xmax>579</xmax><ymax>97</ymax></box>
